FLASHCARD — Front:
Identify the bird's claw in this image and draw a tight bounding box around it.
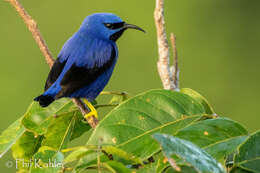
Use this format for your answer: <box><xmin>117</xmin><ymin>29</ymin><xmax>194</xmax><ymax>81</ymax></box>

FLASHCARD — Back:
<box><xmin>83</xmin><ymin>99</ymin><xmax>98</xmax><ymax>120</ymax></box>
<box><xmin>84</xmin><ymin>111</ymin><xmax>98</xmax><ymax>120</ymax></box>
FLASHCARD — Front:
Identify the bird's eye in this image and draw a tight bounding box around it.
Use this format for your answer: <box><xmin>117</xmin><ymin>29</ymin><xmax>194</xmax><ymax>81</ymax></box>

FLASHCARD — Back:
<box><xmin>104</xmin><ymin>22</ymin><xmax>125</xmax><ymax>30</ymax></box>
<box><xmin>104</xmin><ymin>23</ymin><xmax>113</xmax><ymax>29</ymax></box>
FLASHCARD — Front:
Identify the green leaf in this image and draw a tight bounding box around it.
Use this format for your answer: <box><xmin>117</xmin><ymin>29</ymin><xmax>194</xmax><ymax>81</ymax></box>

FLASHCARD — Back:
<box><xmin>230</xmin><ymin>167</ymin><xmax>253</xmax><ymax>173</ymax></box>
<box><xmin>204</xmin><ymin>136</ymin><xmax>247</xmax><ymax>162</ymax></box>
<box><xmin>135</xmin><ymin>155</ymin><xmax>199</xmax><ymax>173</ymax></box>
<box><xmin>0</xmin><ymin>117</ymin><xmax>25</xmax><ymax>158</ymax></box>
<box><xmin>70</xmin><ymin>113</ymin><xmax>91</xmax><ymax>141</ymax></box>
<box><xmin>163</xmin><ymin>165</ymin><xmax>198</xmax><ymax>173</ymax></box>
<box><xmin>74</xmin><ymin>152</ymin><xmax>110</xmax><ymax>172</ymax></box>
<box><xmin>104</xmin><ymin>161</ymin><xmax>131</xmax><ymax>173</ymax></box>
<box><xmin>153</xmin><ymin>133</ymin><xmax>225</xmax><ymax>173</ymax></box>
<box><xmin>175</xmin><ymin>118</ymin><xmax>248</xmax><ymax>161</ymax></box>
<box><xmin>62</xmin><ymin>145</ymin><xmax>98</xmax><ymax>164</ymax></box>
<box><xmin>0</xmin><ymin>99</ymin><xmax>77</xmax><ymax>159</ymax></box>
<box><xmin>109</xmin><ymin>93</ymin><xmax>128</xmax><ymax>104</ymax></box>
<box><xmin>30</xmin><ymin>146</ymin><xmax>64</xmax><ymax>173</ymax></box>
<box><xmin>109</xmin><ymin>95</ymin><xmax>123</xmax><ymax>104</ymax></box>
<box><xmin>71</xmin><ymin>144</ymin><xmax>142</xmax><ymax>172</ymax></box>
<box><xmin>102</xmin><ymin>146</ymin><xmax>142</xmax><ymax>164</ymax></box>
<box><xmin>12</xmin><ymin>131</ymin><xmax>42</xmax><ymax>159</ymax></box>
<box><xmin>22</xmin><ymin>99</ymin><xmax>76</xmax><ymax>136</ymax></box>
<box><xmin>64</xmin><ymin>147</ymin><xmax>95</xmax><ymax>164</ymax></box>
<box><xmin>180</xmin><ymin>88</ymin><xmax>214</xmax><ymax>114</ymax></box>
<box><xmin>42</xmin><ymin>111</ymin><xmax>86</xmax><ymax>151</ymax></box>
<box><xmin>11</xmin><ymin>131</ymin><xmax>43</xmax><ymax>172</ymax></box>
<box><xmin>234</xmin><ymin>130</ymin><xmax>260</xmax><ymax>172</ymax></box>
<box><xmin>156</xmin><ymin>157</ymin><xmax>171</xmax><ymax>173</ymax></box>
<box><xmin>135</xmin><ymin>156</ymin><xmax>162</xmax><ymax>173</ymax></box>
<box><xmin>87</xmin><ymin>89</ymin><xmax>208</xmax><ymax>160</ymax></box>
<box><xmin>135</xmin><ymin>164</ymin><xmax>157</xmax><ymax>173</ymax></box>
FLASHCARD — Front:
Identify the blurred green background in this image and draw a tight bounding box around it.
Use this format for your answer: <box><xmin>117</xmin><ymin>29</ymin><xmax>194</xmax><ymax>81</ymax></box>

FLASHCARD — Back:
<box><xmin>1</xmin><ymin>0</ymin><xmax>260</xmax><ymax>172</ymax></box>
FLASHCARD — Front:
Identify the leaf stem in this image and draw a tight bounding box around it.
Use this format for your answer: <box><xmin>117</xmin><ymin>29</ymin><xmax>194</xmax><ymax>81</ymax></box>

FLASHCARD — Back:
<box><xmin>100</xmin><ymin>91</ymin><xmax>128</xmax><ymax>96</ymax></box>
<box><xmin>95</xmin><ymin>104</ymin><xmax>119</xmax><ymax>109</ymax></box>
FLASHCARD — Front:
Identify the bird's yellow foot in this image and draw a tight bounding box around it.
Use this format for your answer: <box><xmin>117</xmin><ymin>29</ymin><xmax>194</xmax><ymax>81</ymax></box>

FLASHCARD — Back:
<box><xmin>83</xmin><ymin>99</ymin><xmax>98</xmax><ymax>120</ymax></box>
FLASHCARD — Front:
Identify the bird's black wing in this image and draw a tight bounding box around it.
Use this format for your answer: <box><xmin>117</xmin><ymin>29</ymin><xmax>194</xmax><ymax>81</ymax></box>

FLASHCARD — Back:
<box><xmin>44</xmin><ymin>58</ymin><xmax>67</xmax><ymax>91</ymax></box>
<box><xmin>55</xmin><ymin>46</ymin><xmax>116</xmax><ymax>99</ymax></box>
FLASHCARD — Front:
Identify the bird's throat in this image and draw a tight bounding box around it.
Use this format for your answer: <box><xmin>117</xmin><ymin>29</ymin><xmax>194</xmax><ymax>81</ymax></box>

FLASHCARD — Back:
<box><xmin>109</xmin><ymin>29</ymin><xmax>126</xmax><ymax>42</ymax></box>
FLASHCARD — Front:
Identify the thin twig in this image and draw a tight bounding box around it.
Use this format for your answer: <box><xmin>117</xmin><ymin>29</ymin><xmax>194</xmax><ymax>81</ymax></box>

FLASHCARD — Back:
<box><xmin>168</xmin><ymin>158</ymin><xmax>181</xmax><ymax>172</ymax></box>
<box><xmin>7</xmin><ymin>0</ymin><xmax>98</xmax><ymax>128</ymax></box>
<box><xmin>100</xmin><ymin>91</ymin><xmax>128</xmax><ymax>96</ymax></box>
<box><xmin>170</xmin><ymin>33</ymin><xmax>179</xmax><ymax>90</ymax></box>
<box><xmin>154</xmin><ymin>0</ymin><xmax>179</xmax><ymax>90</ymax></box>
<box><xmin>95</xmin><ymin>103</ymin><xmax>119</xmax><ymax>109</ymax></box>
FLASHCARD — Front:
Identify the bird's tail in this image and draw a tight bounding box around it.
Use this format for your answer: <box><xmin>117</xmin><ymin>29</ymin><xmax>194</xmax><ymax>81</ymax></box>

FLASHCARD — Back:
<box><xmin>34</xmin><ymin>95</ymin><xmax>54</xmax><ymax>107</ymax></box>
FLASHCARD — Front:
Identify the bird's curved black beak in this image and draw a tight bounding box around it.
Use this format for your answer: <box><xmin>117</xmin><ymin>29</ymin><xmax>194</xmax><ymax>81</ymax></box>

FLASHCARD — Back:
<box><xmin>123</xmin><ymin>23</ymin><xmax>145</xmax><ymax>33</ymax></box>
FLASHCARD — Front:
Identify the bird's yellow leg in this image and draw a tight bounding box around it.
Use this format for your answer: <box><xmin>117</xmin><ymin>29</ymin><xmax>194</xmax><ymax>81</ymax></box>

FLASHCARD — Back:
<box><xmin>83</xmin><ymin>99</ymin><xmax>98</xmax><ymax>119</ymax></box>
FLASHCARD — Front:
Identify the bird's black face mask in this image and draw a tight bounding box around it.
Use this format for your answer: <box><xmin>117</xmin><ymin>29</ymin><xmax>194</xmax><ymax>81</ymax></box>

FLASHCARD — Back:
<box><xmin>105</xmin><ymin>22</ymin><xmax>145</xmax><ymax>41</ymax></box>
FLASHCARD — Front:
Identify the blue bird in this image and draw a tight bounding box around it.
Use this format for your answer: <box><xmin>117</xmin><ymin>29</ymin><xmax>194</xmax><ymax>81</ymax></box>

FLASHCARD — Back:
<box><xmin>34</xmin><ymin>13</ymin><xmax>145</xmax><ymax>119</ymax></box>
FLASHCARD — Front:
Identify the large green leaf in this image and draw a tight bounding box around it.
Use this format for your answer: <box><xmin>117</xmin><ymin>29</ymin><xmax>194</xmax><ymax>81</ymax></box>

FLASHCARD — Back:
<box><xmin>73</xmin><ymin>152</ymin><xmax>111</xmax><ymax>172</ymax></box>
<box><xmin>87</xmin><ymin>89</ymin><xmax>208</xmax><ymax>160</ymax></box>
<box><xmin>12</xmin><ymin>131</ymin><xmax>43</xmax><ymax>159</ymax></box>
<box><xmin>0</xmin><ymin>117</ymin><xmax>25</xmax><ymax>158</ymax></box>
<box><xmin>234</xmin><ymin>130</ymin><xmax>260</xmax><ymax>172</ymax></box>
<box><xmin>175</xmin><ymin>118</ymin><xmax>248</xmax><ymax>161</ymax></box>
<box><xmin>153</xmin><ymin>133</ymin><xmax>225</xmax><ymax>173</ymax></box>
<box><xmin>22</xmin><ymin>99</ymin><xmax>77</xmax><ymax>135</ymax></box>
<box><xmin>70</xmin><ymin>113</ymin><xmax>91</xmax><ymax>141</ymax></box>
<box><xmin>42</xmin><ymin>111</ymin><xmax>89</xmax><ymax>151</ymax></box>
<box><xmin>11</xmin><ymin>131</ymin><xmax>43</xmax><ymax>172</ymax></box>
<box><xmin>30</xmin><ymin>146</ymin><xmax>64</xmax><ymax>173</ymax></box>
<box><xmin>0</xmin><ymin>99</ymin><xmax>77</xmax><ymax>159</ymax></box>
<box><xmin>63</xmin><ymin>146</ymin><xmax>95</xmax><ymax>164</ymax></box>
<box><xmin>204</xmin><ymin>136</ymin><xmax>247</xmax><ymax>162</ymax></box>
<box><xmin>180</xmin><ymin>88</ymin><xmax>214</xmax><ymax>114</ymax></box>
<box><xmin>65</xmin><ymin>145</ymin><xmax>142</xmax><ymax>171</ymax></box>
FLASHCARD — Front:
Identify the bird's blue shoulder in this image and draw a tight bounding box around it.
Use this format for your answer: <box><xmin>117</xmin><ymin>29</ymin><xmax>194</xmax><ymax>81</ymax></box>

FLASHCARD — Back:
<box><xmin>57</xmin><ymin>32</ymin><xmax>118</xmax><ymax>68</ymax></box>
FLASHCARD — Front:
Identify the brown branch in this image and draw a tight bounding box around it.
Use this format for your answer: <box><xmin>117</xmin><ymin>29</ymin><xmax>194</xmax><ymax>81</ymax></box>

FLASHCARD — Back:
<box><xmin>7</xmin><ymin>0</ymin><xmax>98</xmax><ymax>128</ymax></box>
<box><xmin>170</xmin><ymin>33</ymin><xmax>179</xmax><ymax>90</ymax></box>
<box><xmin>154</xmin><ymin>0</ymin><xmax>179</xmax><ymax>91</ymax></box>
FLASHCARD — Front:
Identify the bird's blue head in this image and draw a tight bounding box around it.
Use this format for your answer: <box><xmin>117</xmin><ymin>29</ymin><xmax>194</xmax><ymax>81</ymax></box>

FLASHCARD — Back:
<box><xmin>79</xmin><ymin>13</ymin><xmax>145</xmax><ymax>41</ymax></box>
